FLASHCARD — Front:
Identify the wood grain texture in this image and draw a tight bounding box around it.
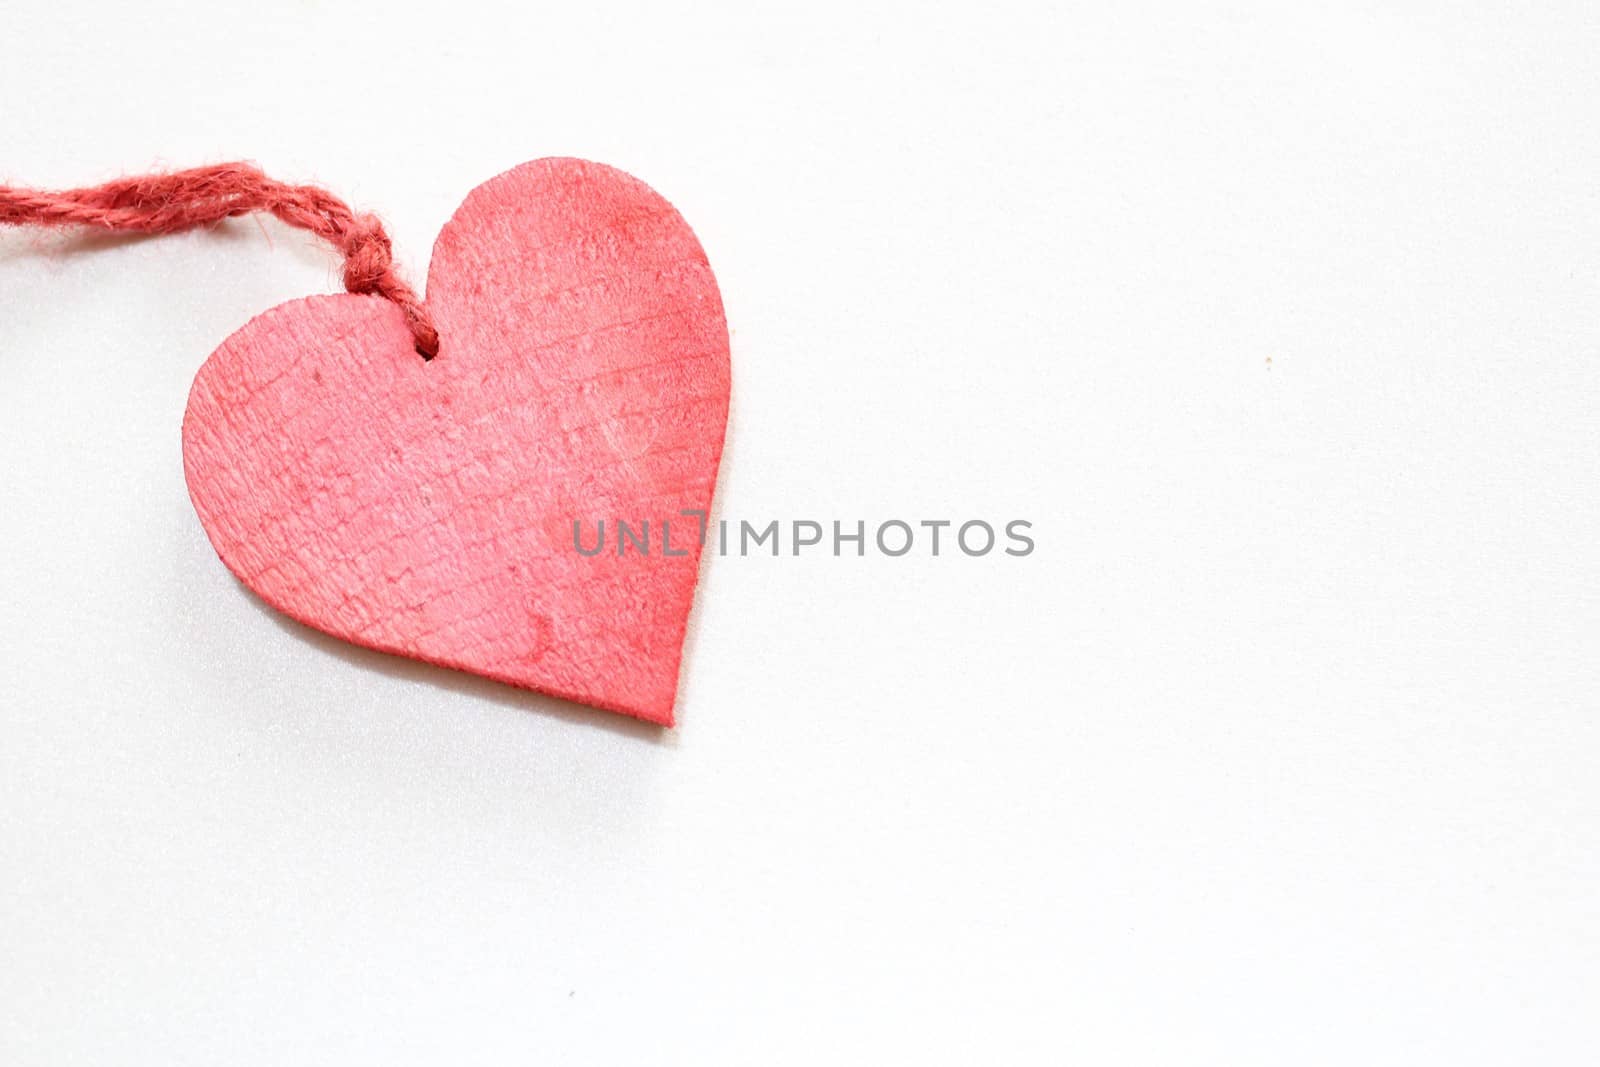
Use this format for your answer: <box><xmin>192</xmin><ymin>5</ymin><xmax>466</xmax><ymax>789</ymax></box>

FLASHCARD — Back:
<box><xmin>181</xmin><ymin>159</ymin><xmax>731</xmax><ymax>725</ymax></box>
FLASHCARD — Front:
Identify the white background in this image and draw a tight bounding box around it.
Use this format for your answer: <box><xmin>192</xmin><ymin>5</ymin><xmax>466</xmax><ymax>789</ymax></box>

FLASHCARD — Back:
<box><xmin>3</xmin><ymin>1</ymin><xmax>1598</xmax><ymax>1063</ymax></box>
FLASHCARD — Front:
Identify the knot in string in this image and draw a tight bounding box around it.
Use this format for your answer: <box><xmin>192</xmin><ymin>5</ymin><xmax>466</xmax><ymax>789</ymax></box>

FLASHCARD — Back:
<box><xmin>337</xmin><ymin>213</ymin><xmax>439</xmax><ymax>357</ymax></box>
<box><xmin>340</xmin><ymin>214</ymin><xmax>394</xmax><ymax>292</ymax></box>
<box><xmin>0</xmin><ymin>162</ymin><xmax>439</xmax><ymax>358</ymax></box>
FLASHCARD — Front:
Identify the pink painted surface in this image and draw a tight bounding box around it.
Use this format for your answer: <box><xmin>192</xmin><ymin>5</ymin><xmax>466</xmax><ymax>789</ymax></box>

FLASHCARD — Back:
<box><xmin>182</xmin><ymin>158</ymin><xmax>730</xmax><ymax>725</ymax></box>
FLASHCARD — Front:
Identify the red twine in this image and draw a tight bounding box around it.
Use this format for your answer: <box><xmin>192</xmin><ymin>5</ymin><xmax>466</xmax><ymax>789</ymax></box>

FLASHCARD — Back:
<box><xmin>0</xmin><ymin>163</ymin><xmax>439</xmax><ymax>358</ymax></box>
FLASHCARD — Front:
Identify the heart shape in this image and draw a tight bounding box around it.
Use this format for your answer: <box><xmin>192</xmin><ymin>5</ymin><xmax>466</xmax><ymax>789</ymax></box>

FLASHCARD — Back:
<box><xmin>182</xmin><ymin>159</ymin><xmax>730</xmax><ymax>725</ymax></box>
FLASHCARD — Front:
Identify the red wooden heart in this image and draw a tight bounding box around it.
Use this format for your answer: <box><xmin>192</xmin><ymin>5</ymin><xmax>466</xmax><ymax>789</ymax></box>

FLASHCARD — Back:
<box><xmin>181</xmin><ymin>159</ymin><xmax>730</xmax><ymax>725</ymax></box>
